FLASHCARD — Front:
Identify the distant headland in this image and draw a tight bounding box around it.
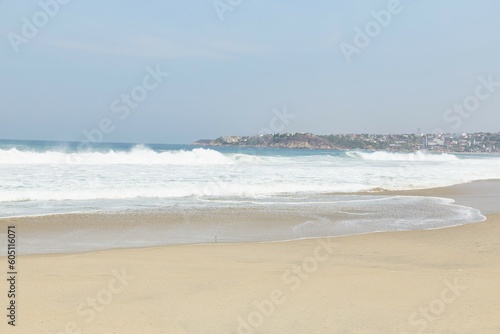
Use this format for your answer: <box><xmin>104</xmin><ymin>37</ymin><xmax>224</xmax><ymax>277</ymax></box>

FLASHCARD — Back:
<box><xmin>194</xmin><ymin>132</ymin><xmax>500</xmax><ymax>153</ymax></box>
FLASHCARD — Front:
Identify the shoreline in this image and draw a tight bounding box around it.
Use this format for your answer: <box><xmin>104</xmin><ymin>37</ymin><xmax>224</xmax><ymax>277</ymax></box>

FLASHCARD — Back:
<box><xmin>0</xmin><ymin>180</ymin><xmax>499</xmax><ymax>333</ymax></box>
<box><xmin>2</xmin><ymin>178</ymin><xmax>497</xmax><ymax>221</ymax></box>
<box><xmin>0</xmin><ymin>180</ymin><xmax>497</xmax><ymax>255</ymax></box>
<box><xmin>0</xmin><ymin>183</ymin><xmax>491</xmax><ymax>255</ymax></box>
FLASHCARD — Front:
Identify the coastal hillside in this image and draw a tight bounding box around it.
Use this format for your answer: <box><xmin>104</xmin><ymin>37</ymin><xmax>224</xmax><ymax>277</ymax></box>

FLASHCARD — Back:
<box><xmin>195</xmin><ymin>133</ymin><xmax>338</xmax><ymax>150</ymax></box>
<box><xmin>194</xmin><ymin>132</ymin><xmax>500</xmax><ymax>153</ymax></box>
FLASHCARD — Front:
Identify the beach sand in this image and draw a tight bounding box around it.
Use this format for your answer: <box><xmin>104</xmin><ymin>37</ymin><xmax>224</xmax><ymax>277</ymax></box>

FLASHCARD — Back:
<box><xmin>1</xmin><ymin>181</ymin><xmax>499</xmax><ymax>333</ymax></box>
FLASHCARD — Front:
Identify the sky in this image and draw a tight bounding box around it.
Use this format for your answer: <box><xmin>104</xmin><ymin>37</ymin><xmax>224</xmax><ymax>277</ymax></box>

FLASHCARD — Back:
<box><xmin>0</xmin><ymin>0</ymin><xmax>499</xmax><ymax>144</ymax></box>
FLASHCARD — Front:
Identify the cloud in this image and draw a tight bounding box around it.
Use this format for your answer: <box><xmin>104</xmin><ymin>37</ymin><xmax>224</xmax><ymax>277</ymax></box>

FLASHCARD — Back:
<box><xmin>41</xmin><ymin>34</ymin><xmax>277</xmax><ymax>61</ymax></box>
<box><xmin>43</xmin><ymin>36</ymin><xmax>223</xmax><ymax>60</ymax></box>
<box><xmin>203</xmin><ymin>39</ymin><xmax>276</xmax><ymax>56</ymax></box>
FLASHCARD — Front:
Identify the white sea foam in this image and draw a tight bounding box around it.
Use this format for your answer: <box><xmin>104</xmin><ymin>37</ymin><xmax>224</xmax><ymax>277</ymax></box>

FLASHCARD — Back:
<box><xmin>9</xmin><ymin>195</ymin><xmax>487</xmax><ymax>254</ymax></box>
<box><xmin>346</xmin><ymin>150</ymin><xmax>460</xmax><ymax>162</ymax></box>
<box><xmin>1</xmin><ymin>145</ymin><xmax>500</xmax><ymax>218</ymax></box>
<box><xmin>2</xmin><ymin>141</ymin><xmax>497</xmax><ymax>254</ymax></box>
<box><xmin>0</xmin><ymin>146</ymin><xmax>233</xmax><ymax>165</ymax></box>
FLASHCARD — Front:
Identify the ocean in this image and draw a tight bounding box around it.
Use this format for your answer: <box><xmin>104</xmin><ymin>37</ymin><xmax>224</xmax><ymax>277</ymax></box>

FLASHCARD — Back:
<box><xmin>2</xmin><ymin>139</ymin><xmax>500</xmax><ymax>253</ymax></box>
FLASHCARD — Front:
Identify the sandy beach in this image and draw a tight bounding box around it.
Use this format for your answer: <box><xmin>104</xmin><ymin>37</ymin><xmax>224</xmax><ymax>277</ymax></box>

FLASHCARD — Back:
<box><xmin>1</xmin><ymin>181</ymin><xmax>500</xmax><ymax>334</ymax></box>
<box><xmin>3</xmin><ymin>0</ymin><xmax>500</xmax><ymax>332</ymax></box>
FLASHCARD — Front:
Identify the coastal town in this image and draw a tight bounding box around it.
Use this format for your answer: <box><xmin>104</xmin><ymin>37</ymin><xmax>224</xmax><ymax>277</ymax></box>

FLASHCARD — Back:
<box><xmin>194</xmin><ymin>132</ymin><xmax>500</xmax><ymax>153</ymax></box>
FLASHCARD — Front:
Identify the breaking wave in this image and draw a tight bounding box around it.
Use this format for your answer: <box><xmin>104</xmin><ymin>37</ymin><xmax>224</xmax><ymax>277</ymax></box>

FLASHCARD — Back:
<box><xmin>0</xmin><ymin>146</ymin><xmax>234</xmax><ymax>165</ymax></box>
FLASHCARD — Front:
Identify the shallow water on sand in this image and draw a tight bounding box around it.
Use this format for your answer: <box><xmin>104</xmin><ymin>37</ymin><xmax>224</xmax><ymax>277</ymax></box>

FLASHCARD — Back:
<box><xmin>1</xmin><ymin>194</ymin><xmax>485</xmax><ymax>254</ymax></box>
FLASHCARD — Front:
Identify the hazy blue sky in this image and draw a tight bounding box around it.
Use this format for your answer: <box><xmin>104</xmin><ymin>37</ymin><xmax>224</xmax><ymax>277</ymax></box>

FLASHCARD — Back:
<box><xmin>1</xmin><ymin>0</ymin><xmax>499</xmax><ymax>144</ymax></box>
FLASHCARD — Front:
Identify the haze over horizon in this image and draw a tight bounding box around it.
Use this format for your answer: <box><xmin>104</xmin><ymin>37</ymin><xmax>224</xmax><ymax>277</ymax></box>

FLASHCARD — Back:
<box><xmin>1</xmin><ymin>0</ymin><xmax>499</xmax><ymax>144</ymax></box>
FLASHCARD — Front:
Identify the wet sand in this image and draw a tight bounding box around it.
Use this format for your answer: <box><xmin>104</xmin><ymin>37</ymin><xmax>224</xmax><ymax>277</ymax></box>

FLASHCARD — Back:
<box><xmin>0</xmin><ymin>180</ymin><xmax>499</xmax><ymax>333</ymax></box>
